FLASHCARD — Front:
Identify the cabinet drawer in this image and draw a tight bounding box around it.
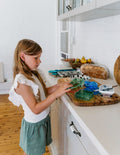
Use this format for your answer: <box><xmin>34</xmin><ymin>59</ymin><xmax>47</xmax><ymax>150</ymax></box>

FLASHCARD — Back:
<box><xmin>67</xmin><ymin>113</ymin><xmax>101</xmax><ymax>155</ymax></box>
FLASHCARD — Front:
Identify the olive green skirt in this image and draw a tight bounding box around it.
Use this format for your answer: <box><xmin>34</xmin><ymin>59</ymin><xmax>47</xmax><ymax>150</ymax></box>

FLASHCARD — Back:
<box><xmin>19</xmin><ymin>115</ymin><xmax>52</xmax><ymax>155</ymax></box>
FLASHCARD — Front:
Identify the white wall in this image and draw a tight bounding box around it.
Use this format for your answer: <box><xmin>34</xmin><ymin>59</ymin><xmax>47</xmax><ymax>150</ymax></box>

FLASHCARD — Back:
<box><xmin>70</xmin><ymin>14</ymin><xmax>120</xmax><ymax>78</ymax></box>
<box><xmin>0</xmin><ymin>0</ymin><xmax>57</xmax><ymax>82</ymax></box>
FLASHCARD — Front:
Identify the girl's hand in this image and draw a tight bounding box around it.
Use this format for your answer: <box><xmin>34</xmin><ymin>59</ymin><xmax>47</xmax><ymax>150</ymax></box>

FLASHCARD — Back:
<box><xmin>47</xmin><ymin>81</ymin><xmax>71</xmax><ymax>95</ymax></box>
<box><xmin>53</xmin><ymin>82</ymin><xmax>72</xmax><ymax>98</ymax></box>
<box><xmin>57</xmin><ymin>82</ymin><xmax>66</xmax><ymax>87</ymax></box>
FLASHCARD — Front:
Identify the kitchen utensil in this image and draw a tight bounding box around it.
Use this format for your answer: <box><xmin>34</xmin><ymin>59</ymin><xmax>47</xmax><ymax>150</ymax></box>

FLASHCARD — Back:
<box><xmin>49</xmin><ymin>69</ymin><xmax>90</xmax><ymax>79</ymax></box>
<box><xmin>99</xmin><ymin>85</ymin><xmax>118</xmax><ymax>91</ymax></box>
<box><xmin>48</xmin><ymin>69</ymin><xmax>75</xmax><ymax>76</ymax></box>
<box><xmin>94</xmin><ymin>84</ymin><xmax>118</xmax><ymax>91</ymax></box>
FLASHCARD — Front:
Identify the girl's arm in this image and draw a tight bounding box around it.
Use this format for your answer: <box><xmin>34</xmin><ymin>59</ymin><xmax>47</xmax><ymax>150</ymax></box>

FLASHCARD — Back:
<box><xmin>47</xmin><ymin>82</ymin><xmax>66</xmax><ymax>95</ymax></box>
<box><xmin>15</xmin><ymin>82</ymin><xmax>72</xmax><ymax>114</ymax></box>
<box><xmin>47</xmin><ymin>78</ymin><xmax>71</xmax><ymax>95</ymax></box>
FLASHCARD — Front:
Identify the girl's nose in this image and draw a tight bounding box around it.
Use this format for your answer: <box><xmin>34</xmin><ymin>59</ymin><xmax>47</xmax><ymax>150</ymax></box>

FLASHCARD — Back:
<box><xmin>39</xmin><ymin>59</ymin><xmax>41</xmax><ymax>64</ymax></box>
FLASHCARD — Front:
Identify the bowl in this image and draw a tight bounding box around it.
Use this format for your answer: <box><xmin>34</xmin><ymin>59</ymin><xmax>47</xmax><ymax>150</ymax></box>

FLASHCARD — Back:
<box><xmin>61</xmin><ymin>59</ymin><xmax>71</xmax><ymax>67</ymax></box>
<box><xmin>99</xmin><ymin>85</ymin><xmax>114</xmax><ymax>97</ymax></box>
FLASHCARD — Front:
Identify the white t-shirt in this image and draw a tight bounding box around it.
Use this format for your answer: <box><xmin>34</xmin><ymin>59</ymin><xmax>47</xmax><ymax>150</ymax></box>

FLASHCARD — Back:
<box><xmin>8</xmin><ymin>73</ymin><xmax>50</xmax><ymax>123</ymax></box>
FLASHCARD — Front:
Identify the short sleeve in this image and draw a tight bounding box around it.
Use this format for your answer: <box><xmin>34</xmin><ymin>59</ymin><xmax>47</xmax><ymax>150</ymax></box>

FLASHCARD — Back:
<box><xmin>14</xmin><ymin>74</ymin><xmax>39</xmax><ymax>95</ymax></box>
<box><xmin>8</xmin><ymin>74</ymin><xmax>39</xmax><ymax>107</ymax></box>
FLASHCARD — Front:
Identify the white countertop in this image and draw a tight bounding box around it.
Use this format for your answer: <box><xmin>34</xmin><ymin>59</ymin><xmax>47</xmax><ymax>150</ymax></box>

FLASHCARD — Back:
<box><xmin>39</xmin><ymin>64</ymin><xmax>120</xmax><ymax>155</ymax></box>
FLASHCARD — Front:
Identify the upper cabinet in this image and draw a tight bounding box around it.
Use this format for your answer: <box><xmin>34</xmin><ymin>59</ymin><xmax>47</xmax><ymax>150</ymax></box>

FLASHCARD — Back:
<box><xmin>57</xmin><ymin>0</ymin><xmax>120</xmax><ymax>21</ymax></box>
<box><xmin>96</xmin><ymin>0</ymin><xmax>120</xmax><ymax>7</ymax></box>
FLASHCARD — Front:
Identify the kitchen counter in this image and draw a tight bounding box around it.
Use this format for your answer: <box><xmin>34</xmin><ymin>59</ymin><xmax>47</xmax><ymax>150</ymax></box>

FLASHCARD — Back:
<box><xmin>39</xmin><ymin>64</ymin><xmax>120</xmax><ymax>155</ymax></box>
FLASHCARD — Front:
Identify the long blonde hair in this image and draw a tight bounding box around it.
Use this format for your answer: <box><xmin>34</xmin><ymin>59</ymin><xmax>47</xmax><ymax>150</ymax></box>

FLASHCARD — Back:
<box><xmin>13</xmin><ymin>39</ymin><xmax>47</xmax><ymax>96</ymax></box>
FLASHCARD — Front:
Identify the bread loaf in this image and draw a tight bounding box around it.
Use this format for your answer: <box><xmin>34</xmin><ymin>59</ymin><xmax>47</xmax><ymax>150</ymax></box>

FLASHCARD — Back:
<box><xmin>80</xmin><ymin>64</ymin><xmax>109</xmax><ymax>79</ymax></box>
<box><xmin>57</xmin><ymin>77</ymin><xmax>71</xmax><ymax>83</ymax></box>
<box><xmin>114</xmin><ymin>55</ymin><xmax>120</xmax><ymax>85</ymax></box>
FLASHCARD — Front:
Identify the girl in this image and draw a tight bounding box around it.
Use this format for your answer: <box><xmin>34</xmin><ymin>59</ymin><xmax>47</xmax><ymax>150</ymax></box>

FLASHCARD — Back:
<box><xmin>8</xmin><ymin>39</ymin><xmax>72</xmax><ymax>155</ymax></box>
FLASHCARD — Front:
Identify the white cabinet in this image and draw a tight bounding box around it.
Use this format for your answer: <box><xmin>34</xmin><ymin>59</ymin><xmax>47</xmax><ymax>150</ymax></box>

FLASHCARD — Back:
<box><xmin>64</xmin><ymin>103</ymin><xmax>102</xmax><ymax>155</ymax></box>
<box><xmin>96</xmin><ymin>0</ymin><xmax>120</xmax><ymax>8</ymax></box>
<box><xmin>50</xmin><ymin>99</ymin><xmax>69</xmax><ymax>155</ymax></box>
<box><xmin>50</xmin><ymin>98</ymin><xmax>102</xmax><ymax>155</ymax></box>
<box><xmin>66</xmin><ymin>126</ymin><xmax>88</xmax><ymax>155</ymax></box>
<box><xmin>58</xmin><ymin>0</ymin><xmax>96</xmax><ymax>20</ymax></box>
<box><xmin>50</xmin><ymin>99</ymin><xmax>63</xmax><ymax>155</ymax></box>
<box><xmin>96</xmin><ymin>0</ymin><xmax>120</xmax><ymax>20</ymax></box>
<box><xmin>57</xmin><ymin>0</ymin><xmax>120</xmax><ymax>21</ymax></box>
<box><xmin>58</xmin><ymin>0</ymin><xmax>83</xmax><ymax>16</ymax></box>
<box><xmin>60</xmin><ymin>20</ymin><xmax>69</xmax><ymax>59</ymax></box>
<box><xmin>64</xmin><ymin>105</ymin><xmax>89</xmax><ymax>155</ymax></box>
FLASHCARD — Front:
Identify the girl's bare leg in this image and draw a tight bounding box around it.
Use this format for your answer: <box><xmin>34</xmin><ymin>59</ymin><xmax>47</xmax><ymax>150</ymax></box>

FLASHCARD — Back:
<box><xmin>23</xmin><ymin>152</ymin><xmax>27</xmax><ymax>155</ymax></box>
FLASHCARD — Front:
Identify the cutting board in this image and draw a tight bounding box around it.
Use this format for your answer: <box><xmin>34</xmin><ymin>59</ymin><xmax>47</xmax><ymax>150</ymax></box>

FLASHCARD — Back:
<box><xmin>67</xmin><ymin>90</ymin><xmax>120</xmax><ymax>106</ymax></box>
<box><xmin>58</xmin><ymin>78</ymin><xmax>120</xmax><ymax>106</ymax></box>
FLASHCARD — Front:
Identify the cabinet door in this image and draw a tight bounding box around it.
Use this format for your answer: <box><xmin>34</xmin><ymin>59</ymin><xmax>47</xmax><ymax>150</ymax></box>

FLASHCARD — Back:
<box><xmin>58</xmin><ymin>0</ymin><xmax>73</xmax><ymax>14</ymax></box>
<box><xmin>57</xmin><ymin>0</ymin><xmax>96</xmax><ymax>20</ymax></box>
<box><xmin>83</xmin><ymin>0</ymin><xmax>94</xmax><ymax>5</ymax></box>
<box><xmin>51</xmin><ymin>100</ymin><xmax>62</xmax><ymax>155</ymax></box>
<box><xmin>61</xmin><ymin>102</ymin><xmax>89</xmax><ymax>155</ymax></box>
<box><xmin>73</xmin><ymin>0</ymin><xmax>81</xmax><ymax>8</ymax></box>
<box><xmin>96</xmin><ymin>0</ymin><xmax>120</xmax><ymax>8</ymax></box>
<box><xmin>64</xmin><ymin>0</ymin><xmax>81</xmax><ymax>12</ymax></box>
<box><xmin>58</xmin><ymin>0</ymin><xmax>63</xmax><ymax>15</ymax></box>
<box><xmin>59</xmin><ymin>100</ymin><xmax>69</xmax><ymax>155</ymax></box>
<box><xmin>66</xmin><ymin>122</ymin><xmax>88</xmax><ymax>155</ymax></box>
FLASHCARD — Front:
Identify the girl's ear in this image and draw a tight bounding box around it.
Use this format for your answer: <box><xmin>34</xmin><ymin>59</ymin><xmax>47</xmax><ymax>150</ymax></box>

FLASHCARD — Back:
<box><xmin>20</xmin><ymin>52</ymin><xmax>25</xmax><ymax>61</ymax></box>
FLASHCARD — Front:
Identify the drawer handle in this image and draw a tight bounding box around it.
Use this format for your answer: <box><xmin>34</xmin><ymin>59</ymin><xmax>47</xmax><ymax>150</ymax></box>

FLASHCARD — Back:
<box><xmin>66</xmin><ymin>5</ymin><xmax>72</xmax><ymax>11</ymax></box>
<box><xmin>69</xmin><ymin>121</ymin><xmax>81</xmax><ymax>137</ymax></box>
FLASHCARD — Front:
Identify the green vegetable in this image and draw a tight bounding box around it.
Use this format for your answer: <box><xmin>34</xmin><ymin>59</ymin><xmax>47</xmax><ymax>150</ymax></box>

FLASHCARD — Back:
<box><xmin>70</xmin><ymin>78</ymin><xmax>84</xmax><ymax>89</ymax></box>
<box><xmin>75</xmin><ymin>89</ymin><xmax>93</xmax><ymax>101</ymax></box>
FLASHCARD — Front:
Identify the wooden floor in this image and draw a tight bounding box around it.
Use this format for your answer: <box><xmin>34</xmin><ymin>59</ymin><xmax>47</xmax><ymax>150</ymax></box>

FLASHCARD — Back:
<box><xmin>0</xmin><ymin>94</ymin><xmax>50</xmax><ymax>155</ymax></box>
